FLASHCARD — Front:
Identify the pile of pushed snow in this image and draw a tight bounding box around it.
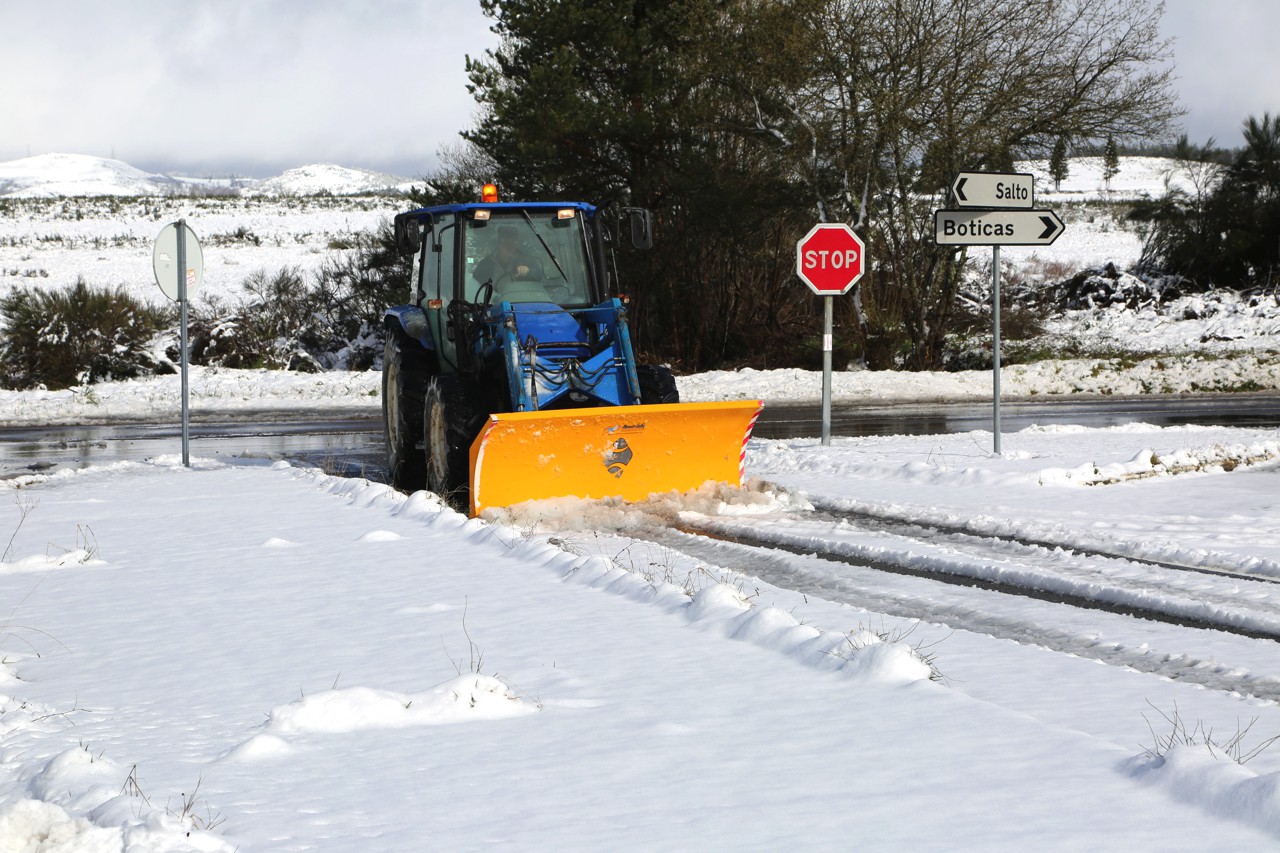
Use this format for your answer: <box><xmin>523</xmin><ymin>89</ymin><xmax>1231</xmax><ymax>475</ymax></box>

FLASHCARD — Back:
<box><xmin>252</xmin><ymin>164</ymin><xmax>415</xmax><ymax>196</ymax></box>
<box><xmin>0</xmin><ymin>153</ymin><xmax>182</xmax><ymax>198</ymax></box>
<box><xmin>0</xmin><ymin>366</ymin><xmax>383</xmax><ymax>426</ymax></box>
<box><xmin>1037</xmin><ymin>441</ymin><xmax>1280</xmax><ymax>486</ymax></box>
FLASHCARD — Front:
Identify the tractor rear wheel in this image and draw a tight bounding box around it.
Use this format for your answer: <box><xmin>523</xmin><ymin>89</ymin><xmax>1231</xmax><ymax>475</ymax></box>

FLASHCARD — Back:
<box><xmin>382</xmin><ymin>331</ymin><xmax>428</xmax><ymax>491</ymax></box>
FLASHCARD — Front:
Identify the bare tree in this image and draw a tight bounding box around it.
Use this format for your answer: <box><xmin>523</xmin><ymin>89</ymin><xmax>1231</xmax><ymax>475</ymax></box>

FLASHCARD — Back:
<box><xmin>757</xmin><ymin>0</ymin><xmax>1180</xmax><ymax>367</ymax></box>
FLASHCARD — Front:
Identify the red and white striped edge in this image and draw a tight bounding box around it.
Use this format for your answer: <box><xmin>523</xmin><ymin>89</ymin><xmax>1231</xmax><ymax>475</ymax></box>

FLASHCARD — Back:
<box><xmin>738</xmin><ymin>402</ymin><xmax>763</xmax><ymax>482</ymax></box>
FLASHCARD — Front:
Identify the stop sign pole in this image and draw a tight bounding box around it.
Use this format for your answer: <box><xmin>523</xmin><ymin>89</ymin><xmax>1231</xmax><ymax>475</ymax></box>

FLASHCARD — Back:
<box><xmin>795</xmin><ymin>223</ymin><xmax>866</xmax><ymax>445</ymax></box>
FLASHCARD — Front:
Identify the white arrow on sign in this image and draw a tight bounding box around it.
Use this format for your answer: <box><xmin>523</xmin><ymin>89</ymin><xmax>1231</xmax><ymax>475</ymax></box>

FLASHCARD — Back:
<box><xmin>934</xmin><ymin>209</ymin><xmax>1065</xmax><ymax>246</ymax></box>
<box><xmin>950</xmin><ymin>171</ymin><xmax>1035</xmax><ymax>209</ymax></box>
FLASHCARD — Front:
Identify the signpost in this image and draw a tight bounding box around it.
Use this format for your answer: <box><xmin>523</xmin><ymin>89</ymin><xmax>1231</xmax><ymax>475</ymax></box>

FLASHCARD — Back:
<box><xmin>935</xmin><ymin>173</ymin><xmax>1064</xmax><ymax>455</ymax></box>
<box><xmin>796</xmin><ymin>223</ymin><xmax>866</xmax><ymax>446</ymax></box>
<box><xmin>153</xmin><ymin>220</ymin><xmax>204</xmax><ymax>466</ymax></box>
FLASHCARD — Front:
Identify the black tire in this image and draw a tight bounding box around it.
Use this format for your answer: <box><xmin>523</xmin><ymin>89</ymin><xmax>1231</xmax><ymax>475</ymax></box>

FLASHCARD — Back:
<box><xmin>382</xmin><ymin>330</ymin><xmax>429</xmax><ymax>491</ymax></box>
<box><xmin>637</xmin><ymin>364</ymin><xmax>680</xmax><ymax>404</ymax></box>
<box><xmin>424</xmin><ymin>377</ymin><xmax>477</xmax><ymax>510</ymax></box>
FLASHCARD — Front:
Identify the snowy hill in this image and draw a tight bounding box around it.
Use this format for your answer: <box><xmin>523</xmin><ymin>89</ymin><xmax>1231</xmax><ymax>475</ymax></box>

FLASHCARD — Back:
<box><xmin>0</xmin><ymin>153</ymin><xmax>413</xmax><ymax>198</ymax></box>
<box><xmin>0</xmin><ymin>151</ymin><xmax>1194</xmax><ymax>202</ymax></box>
<box><xmin>250</xmin><ymin>163</ymin><xmax>417</xmax><ymax>196</ymax></box>
<box><xmin>0</xmin><ymin>153</ymin><xmax>187</xmax><ymax>198</ymax></box>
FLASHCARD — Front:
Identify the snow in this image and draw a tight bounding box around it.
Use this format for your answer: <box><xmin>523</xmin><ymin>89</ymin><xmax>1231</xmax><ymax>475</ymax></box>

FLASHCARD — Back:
<box><xmin>250</xmin><ymin>164</ymin><xmax>417</xmax><ymax>197</ymax></box>
<box><xmin>0</xmin><ymin>153</ymin><xmax>414</xmax><ymax>198</ymax></box>
<box><xmin>3</xmin><ymin>155</ymin><xmax>1280</xmax><ymax>849</ymax></box>
<box><xmin>1027</xmin><ymin>154</ymin><xmax>1213</xmax><ymax>203</ymax></box>
<box><xmin>4</xmin><ymin>427</ymin><xmax>1280</xmax><ymax>849</ymax></box>
<box><xmin>0</xmin><ymin>153</ymin><xmax>181</xmax><ymax>198</ymax></box>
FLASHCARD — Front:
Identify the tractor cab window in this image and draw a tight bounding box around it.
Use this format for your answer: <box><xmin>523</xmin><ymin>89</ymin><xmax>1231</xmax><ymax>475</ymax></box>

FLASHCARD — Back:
<box><xmin>464</xmin><ymin>210</ymin><xmax>592</xmax><ymax>307</ymax></box>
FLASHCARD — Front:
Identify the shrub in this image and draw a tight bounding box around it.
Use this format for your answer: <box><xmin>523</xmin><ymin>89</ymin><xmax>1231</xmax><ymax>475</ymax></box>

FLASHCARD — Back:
<box><xmin>186</xmin><ymin>221</ymin><xmax>409</xmax><ymax>373</ymax></box>
<box><xmin>1131</xmin><ymin>118</ymin><xmax>1280</xmax><ymax>289</ymax></box>
<box><xmin>311</xmin><ymin>220</ymin><xmax>411</xmax><ymax>369</ymax></box>
<box><xmin>0</xmin><ymin>279</ymin><xmax>174</xmax><ymax>390</ymax></box>
<box><xmin>187</xmin><ymin>267</ymin><xmax>329</xmax><ymax>371</ymax></box>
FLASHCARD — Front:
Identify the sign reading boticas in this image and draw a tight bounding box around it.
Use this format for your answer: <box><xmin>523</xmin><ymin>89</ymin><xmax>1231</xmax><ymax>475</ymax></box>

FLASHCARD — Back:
<box><xmin>934</xmin><ymin>209</ymin><xmax>1065</xmax><ymax>246</ymax></box>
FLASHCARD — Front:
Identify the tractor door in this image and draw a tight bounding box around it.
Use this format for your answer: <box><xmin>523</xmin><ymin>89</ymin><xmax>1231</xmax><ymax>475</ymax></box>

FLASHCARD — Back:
<box><xmin>420</xmin><ymin>214</ymin><xmax>461</xmax><ymax>373</ymax></box>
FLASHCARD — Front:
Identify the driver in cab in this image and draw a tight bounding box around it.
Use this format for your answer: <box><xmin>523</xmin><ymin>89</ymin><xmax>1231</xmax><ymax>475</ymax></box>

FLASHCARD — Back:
<box><xmin>474</xmin><ymin>225</ymin><xmax>544</xmax><ymax>286</ymax></box>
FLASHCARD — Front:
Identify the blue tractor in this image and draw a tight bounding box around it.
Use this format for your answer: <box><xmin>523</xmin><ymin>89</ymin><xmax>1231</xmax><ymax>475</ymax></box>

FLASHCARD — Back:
<box><xmin>381</xmin><ymin>188</ymin><xmax>761</xmax><ymax>516</ymax></box>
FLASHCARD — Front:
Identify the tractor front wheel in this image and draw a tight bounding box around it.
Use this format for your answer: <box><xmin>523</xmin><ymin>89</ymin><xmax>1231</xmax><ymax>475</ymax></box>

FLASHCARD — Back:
<box><xmin>424</xmin><ymin>378</ymin><xmax>474</xmax><ymax>510</ymax></box>
<box><xmin>637</xmin><ymin>364</ymin><xmax>680</xmax><ymax>405</ymax></box>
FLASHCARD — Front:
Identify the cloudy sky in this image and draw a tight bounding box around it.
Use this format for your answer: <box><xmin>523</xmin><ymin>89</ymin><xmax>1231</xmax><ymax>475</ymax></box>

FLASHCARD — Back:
<box><xmin>1</xmin><ymin>1</ymin><xmax>1275</xmax><ymax>179</ymax></box>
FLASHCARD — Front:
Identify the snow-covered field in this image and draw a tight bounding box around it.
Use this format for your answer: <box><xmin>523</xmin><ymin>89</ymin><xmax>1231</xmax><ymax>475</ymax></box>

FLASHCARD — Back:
<box><xmin>2</xmin><ymin>154</ymin><xmax>1280</xmax><ymax>850</ymax></box>
<box><xmin>3</xmin><ymin>424</ymin><xmax>1280</xmax><ymax>850</ymax></box>
<box><xmin>0</xmin><ymin>155</ymin><xmax>1170</xmax><ymax>313</ymax></box>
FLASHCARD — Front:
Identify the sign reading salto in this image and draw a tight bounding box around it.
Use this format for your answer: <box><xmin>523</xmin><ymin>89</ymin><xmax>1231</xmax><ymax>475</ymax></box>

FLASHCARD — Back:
<box><xmin>935</xmin><ymin>172</ymin><xmax>1066</xmax><ymax>455</ymax></box>
<box><xmin>950</xmin><ymin>171</ymin><xmax>1035</xmax><ymax>209</ymax></box>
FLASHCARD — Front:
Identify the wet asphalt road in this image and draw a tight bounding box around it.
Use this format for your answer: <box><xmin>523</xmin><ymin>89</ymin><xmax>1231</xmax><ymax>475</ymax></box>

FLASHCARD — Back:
<box><xmin>2</xmin><ymin>393</ymin><xmax>1279</xmax><ymax>482</ymax></box>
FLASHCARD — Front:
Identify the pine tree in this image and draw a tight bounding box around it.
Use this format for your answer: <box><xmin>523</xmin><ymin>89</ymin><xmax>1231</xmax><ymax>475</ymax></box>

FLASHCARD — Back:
<box><xmin>1049</xmin><ymin>136</ymin><xmax>1069</xmax><ymax>191</ymax></box>
<box><xmin>1103</xmin><ymin>136</ymin><xmax>1120</xmax><ymax>190</ymax></box>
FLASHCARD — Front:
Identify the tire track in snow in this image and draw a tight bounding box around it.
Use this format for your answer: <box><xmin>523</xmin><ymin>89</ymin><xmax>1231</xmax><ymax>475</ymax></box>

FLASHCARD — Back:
<box><xmin>679</xmin><ymin>511</ymin><xmax>1280</xmax><ymax>641</ymax></box>
<box><xmin>812</xmin><ymin>501</ymin><xmax>1280</xmax><ymax>585</ymax></box>
<box><xmin>637</xmin><ymin>526</ymin><xmax>1280</xmax><ymax>703</ymax></box>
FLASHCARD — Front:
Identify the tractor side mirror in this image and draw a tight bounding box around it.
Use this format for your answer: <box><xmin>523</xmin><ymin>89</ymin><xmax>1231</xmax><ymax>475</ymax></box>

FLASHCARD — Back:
<box><xmin>394</xmin><ymin>216</ymin><xmax>422</xmax><ymax>255</ymax></box>
<box><xmin>624</xmin><ymin>207</ymin><xmax>652</xmax><ymax>250</ymax></box>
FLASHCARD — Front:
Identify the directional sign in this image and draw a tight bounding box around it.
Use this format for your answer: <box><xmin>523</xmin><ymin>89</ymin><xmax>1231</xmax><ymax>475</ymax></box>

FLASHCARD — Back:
<box><xmin>951</xmin><ymin>171</ymin><xmax>1035</xmax><ymax>209</ymax></box>
<box><xmin>934</xmin><ymin>209</ymin><xmax>1065</xmax><ymax>246</ymax></box>
<box><xmin>795</xmin><ymin>223</ymin><xmax>866</xmax><ymax>295</ymax></box>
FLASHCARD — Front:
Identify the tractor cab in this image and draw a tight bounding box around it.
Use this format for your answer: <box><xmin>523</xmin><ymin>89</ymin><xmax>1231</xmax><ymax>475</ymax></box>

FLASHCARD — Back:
<box><xmin>394</xmin><ymin>199</ymin><xmax>609</xmax><ymax>377</ymax></box>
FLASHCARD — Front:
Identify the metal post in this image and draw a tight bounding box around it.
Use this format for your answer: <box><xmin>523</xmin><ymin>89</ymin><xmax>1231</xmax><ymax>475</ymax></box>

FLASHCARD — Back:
<box><xmin>821</xmin><ymin>295</ymin><xmax>833</xmax><ymax>446</ymax></box>
<box><xmin>176</xmin><ymin>219</ymin><xmax>190</xmax><ymax>467</ymax></box>
<box><xmin>992</xmin><ymin>244</ymin><xmax>1002</xmax><ymax>456</ymax></box>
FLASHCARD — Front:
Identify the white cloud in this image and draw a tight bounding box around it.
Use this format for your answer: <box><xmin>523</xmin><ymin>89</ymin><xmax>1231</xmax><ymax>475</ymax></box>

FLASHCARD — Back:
<box><xmin>1160</xmin><ymin>0</ymin><xmax>1280</xmax><ymax>147</ymax></box>
<box><xmin>0</xmin><ymin>0</ymin><xmax>498</xmax><ymax>176</ymax></box>
<box><xmin>3</xmin><ymin>0</ymin><xmax>1274</xmax><ymax>176</ymax></box>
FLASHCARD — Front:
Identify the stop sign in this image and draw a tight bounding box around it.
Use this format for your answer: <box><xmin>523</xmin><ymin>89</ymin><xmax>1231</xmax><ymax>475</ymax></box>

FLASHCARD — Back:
<box><xmin>796</xmin><ymin>223</ymin><xmax>865</xmax><ymax>295</ymax></box>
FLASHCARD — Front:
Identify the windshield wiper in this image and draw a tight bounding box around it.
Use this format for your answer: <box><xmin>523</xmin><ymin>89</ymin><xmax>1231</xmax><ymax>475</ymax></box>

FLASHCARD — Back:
<box><xmin>520</xmin><ymin>210</ymin><xmax>568</xmax><ymax>281</ymax></box>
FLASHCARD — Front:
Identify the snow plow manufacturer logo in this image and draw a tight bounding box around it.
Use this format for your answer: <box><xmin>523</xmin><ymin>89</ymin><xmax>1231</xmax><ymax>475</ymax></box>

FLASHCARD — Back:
<box><xmin>604</xmin><ymin>438</ymin><xmax>634</xmax><ymax>477</ymax></box>
<box><xmin>602</xmin><ymin>422</ymin><xmax>645</xmax><ymax>477</ymax></box>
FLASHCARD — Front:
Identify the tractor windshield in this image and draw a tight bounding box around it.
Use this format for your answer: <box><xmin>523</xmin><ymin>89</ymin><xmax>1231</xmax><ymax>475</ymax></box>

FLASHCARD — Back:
<box><xmin>463</xmin><ymin>209</ymin><xmax>593</xmax><ymax>307</ymax></box>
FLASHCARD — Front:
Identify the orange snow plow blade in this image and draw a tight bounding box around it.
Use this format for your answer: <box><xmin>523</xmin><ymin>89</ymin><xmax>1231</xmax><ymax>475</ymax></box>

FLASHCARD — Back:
<box><xmin>468</xmin><ymin>400</ymin><xmax>763</xmax><ymax>517</ymax></box>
